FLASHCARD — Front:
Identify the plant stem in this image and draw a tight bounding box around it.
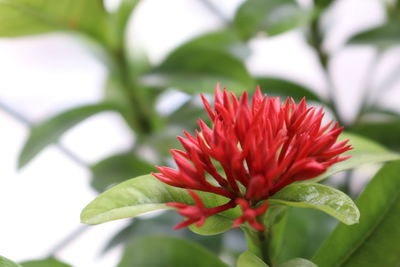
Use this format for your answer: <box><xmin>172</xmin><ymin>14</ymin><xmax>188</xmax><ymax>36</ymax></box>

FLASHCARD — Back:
<box><xmin>309</xmin><ymin>12</ymin><xmax>345</xmax><ymax>127</ymax></box>
<box><xmin>197</xmin><ymin>0</ymin><xmax>231</xmax><ymax>26</ymax></box>
<box><xmin>243</xmin><ymin>226</ymin><xmax>273</xmax><ymax>266</ymax></box>
<box><xmin>47</xmin><ymin>225</ymin><xmax>89</xmax><ymax>257</ymax></box>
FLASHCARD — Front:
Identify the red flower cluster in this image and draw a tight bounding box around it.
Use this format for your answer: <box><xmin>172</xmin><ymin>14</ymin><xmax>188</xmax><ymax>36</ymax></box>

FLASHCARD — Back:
<box><xmin>153</xmin><ymin>85</ymin><xmax>351</xmax><ymax>231</ymax></box>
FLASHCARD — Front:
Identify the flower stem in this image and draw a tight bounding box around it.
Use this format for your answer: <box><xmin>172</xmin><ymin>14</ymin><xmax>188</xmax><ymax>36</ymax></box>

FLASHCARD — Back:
<box><xmin>243</xmin><ymin>226</ymin><xmax>273</xmax><ymax>266</ymax></box>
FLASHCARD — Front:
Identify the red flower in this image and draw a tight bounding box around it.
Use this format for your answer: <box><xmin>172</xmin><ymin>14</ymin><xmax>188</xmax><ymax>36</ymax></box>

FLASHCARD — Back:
<box><xmin>153</xmin><ymin>85</ymin><xmax>352</xmax><ymax>231</ymax></box>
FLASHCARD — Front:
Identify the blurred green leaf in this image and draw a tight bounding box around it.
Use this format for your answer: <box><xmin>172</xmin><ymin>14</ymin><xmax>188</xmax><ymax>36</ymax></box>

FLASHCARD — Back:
<box><xmin>348</xmin><ymin>21</ymin><xmax>400</xmax><ymax>48</ymax></box>
<box><xmin>277</xmin><ymin>208</ymin><xmax>336</xmax><ymax>263</ymax></box>
<box><xmin>278</xmin><ymin>258</ymin><xmax>317</xmax><ymax>267</ymax></box>
<box><xmin>234</xmin><ymin>0</ymin><xmax>314</xmax><ymax>40</ymax></box>
<box><xmin>103</xmin><ymin>213</ymin><xmax>223</xmax><ymax>254</ymax></box>
<box><xmin>310</xmin><ymin>132</ymin><xmax>400</xmax><ymax>182</ymax></box>
<box><xmin>117</xmin><ymin>236</ymin><xmax>228</xmax><ymax>267</ymax></box>
<box><xmin>0</xmin><ymin>255</ymin><xmax>23</xmax><ymax>267</ymax></box>
<box><xmin>169</xmin><ymin>30</ymin><xmax>249</xmax><ymax>59</ymax></box>
<box><xmin>90</xmin><ymin>152</ymin><xmax>155</xmax><ymax>192</ymax></box>
<box><xmin>81</xmin><ymin>175</ymin><xmax>240</xmax><ymax>230</ymax></box>
<box><xmin>314</xmin><ymin>0</ymin><xmax>334</xmax><ymax>9</ymax></box>
<box><xmin>20</xmin><ymin>258</ymin><xmax>71</xmax><ymax>267</ymax></box>
<box><xmin>270</xmin><ymin>183</ymin><xmax>359</xmax><ymax>225</ymax></box>
<box><xmin>237</xmin><ymin>251</ymin><xmax>268</xmax><ymax>267</ymax></box>
<box><xmin>140</xmin><ymin>42</ymin><xmax>255</xmax><ymax>93</ymax></box>
<box><xmin>257</xmin><ymin>77</ymin><xmax>322</xmax><ymax>102</ymax></box>
<box><xmin>313</xmin><ymin>160</ymin><xmax>400</xmax><ymax>266</ymax></box>
<box><xmin>351</xmin><ymin>118</ymin><xmax>400</xmax><ymax>151</ymax></box>
<box><xmin>111</xmin><ymin>0</ymin><xmax>139</xmax><ymax>39</ymax></box>
<box><xmin>0</xmin><ymin>0</ymin><xmax>108</xmax><ymax>40</ymax></box>
<box><xmin>167</xmin><ymin>97</ymin><xmax>208</xmax><ymax>130</ymax></box>
<box><xmin>18</xmin><ymin>102</ymin><xmax>121</xmax><ymax>169</ymax></box>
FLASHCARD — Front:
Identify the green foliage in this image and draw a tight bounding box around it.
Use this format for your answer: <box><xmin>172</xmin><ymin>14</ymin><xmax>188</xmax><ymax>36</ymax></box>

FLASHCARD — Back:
<box><xmin>0</xmin><ymin>0</ymin><xmax>108</xmax><ymax>41</ymax></box>
<box><xmin>0</xmin><ymin>256</ymin><xmax>22</xmax><ymax>267</ymax></box>
<box><xmin>237</xmin><ymin>251</ymin><xmax>268</xmax><ymax>267</ymax></box>
<box><xmin>80</xmin><ymin>175</ymin><xmax>239</xmax><ymax>229</ymax></box>
<box><xmin>20</xmin><ymin>258</ymin><xmax>71</xmax><ymax>267</ymax></box>
<box><xmin>18</xmin><ymin>102</ymin><xmax>121</xmax><ymax>168</ymax></box>
<box><xmin>257</xmin><ymin>78</ymin><xmax>322</xmax><ymax>102</ymax></box>
<box><xmin>310</xmin><ymin>132</ymin><xmax>400</xmax><ymax>182</ymax></box>
<box><xmin>270</xmin><ymin>183</ymin><xmax>359</xmax><ymax>225</ymax></box>
<box><xmin>117</xmin><ymin>236</ymin><xmax>228</xmax><ymax>267</ymax></box>
<box><xmin>278</xmin><ymin>258</ymin><xmax>317</xmax><ymax>267</ymax></box>
<box><xmin>348</xmin><ymin>21</ymin><xmax>400</xmax><ymax>49</ymax></box>
<box><xmin>351</xmin><ymin>118</ymin><xmax>400</xmax><ymax>151</ymax></box>
<box><xmin>90</xmin><ymin>152</ymin><xmax>155</xmax><ymax>192</ymax></box>
<box><xmin>140</xmin><ymin>36</ymin><xmax>255</xmax><ymax>93</ymax></box>
<box><xmin>234</xmin><ymin>0</ymin><xmax>313</xmax><ymax>40</ymax></box>
<box><xmin>313</xmin><ymin>161</ymin><xmax>400</xmax><ymax>266</ymax></box>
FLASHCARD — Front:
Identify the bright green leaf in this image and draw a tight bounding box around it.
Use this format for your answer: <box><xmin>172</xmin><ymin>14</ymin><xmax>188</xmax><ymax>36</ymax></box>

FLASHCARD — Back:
<box><xmin>90</xmin><ymin>152</ymin><xmax>155</xmax><ymax>192</ymax></box>
<box><xmin>18</xmin><ymin>102</ymin><xmax>121</xmax><ymax>169</ymax></box>
<box><xmin>237</xmin><ymin>251</ymin><xmax>268</xmax><ymax>267</ymax></box>
<box><xmin>0</xmin><ymin>0</ymin><xmax>108</xmax><ymax>41</ymax></box>
<box><xmin>0</xmin><ymin>255</ymin><xmax>23</xmax><ymax>267</ymax></box>
<box><xmin>112</xmin><ymin>0</ymin><xmax>139</xmax><ymax>39</ymax></box>
<box><xmin>348</xmin><ymin>21</ymin><xmax>400</xmax><ymax>48</ymax></box>
<box><xmin>278</xmin><ymin>258</ymin><xmax>317</xmax><ymax>267</ymax></box>
<box><xmin>81</xmin><ymin>175</ymin><xmax>239</xmax><ymax>228</ymax></box>
<box><xmin>270</xmin><ymin>183</ymin><xmax>359</xmax><ymax>225</ymax></box>
<box><xmin>310</xmin><ymin>132</ymin><xmax>400</xmax><ymax>182</ymax></box>
<box><xmin>20</xmin><ymin>258</ymin><xmax>71</xmax><ymax>267</ymax></box>
<box><xmin>234</xmin><ymin>0</ymin><xmax>314</xmax><ymax>40</ymax></box>
<box><xmin>257</xmin><ymin>77</ymin><xmax>322</xmax><ymax>102</ymax></box>
<box><xmin>313</xmin><ymin>160</ymin><xmax>400</xmax><ymax>267</ymax></box>
<box><xmin>351</xmin><ymin>118</ymin><xmax>400</xmax><ymax>151</ymax></box>
<box><xmin>117</xmin><ymin>236</ymin><xmax>228</xmax><ymax>267</ymax></box>
<box><xmin>140</xmin><ymin>46</ymin><xmax>255</xmax><ymax>93</ymax></box>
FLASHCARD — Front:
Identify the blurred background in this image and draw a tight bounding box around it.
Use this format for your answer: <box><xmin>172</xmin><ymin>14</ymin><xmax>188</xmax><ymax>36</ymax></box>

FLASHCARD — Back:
<box><xmin>0</xmin><ymin>0</ymin><xmax>399</xmax><ymax>266</ymax></box>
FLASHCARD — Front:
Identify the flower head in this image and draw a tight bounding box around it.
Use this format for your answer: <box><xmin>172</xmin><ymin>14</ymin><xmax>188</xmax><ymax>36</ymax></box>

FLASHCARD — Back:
<box><xmin>153</xmin><ymin>85</ymin><xmax>352</xmax><ymax>231</ymax></box>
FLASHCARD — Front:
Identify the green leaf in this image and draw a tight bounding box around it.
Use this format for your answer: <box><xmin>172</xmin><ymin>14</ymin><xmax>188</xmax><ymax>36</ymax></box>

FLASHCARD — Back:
<box><xmin>278</xmin><ymin>258</ymin><xmax>317</xmax><ymax>267</ymax></box>
<box><xmin>112</xmin><ymin>0</ymin><xmax>139</xmax><ymax>39</ymax></box>
<box><xmin>310</xmin><ymin>132</ymin><xmax>400</xmax><ymax>182</ymax></box>
<box><xmin>117</xmin><ymin>236</ymin><xmax>228</xmax><ymax>267</ymax></box>
<box><xmin>0</xmin><ymin>256</ymin><xmax>23</xmax><ymax>267</ymax></box>
<box><xmin>276</xmin><ymin>208</ymin><xmax>337</xmax><ymax>263</ymax></box>
<box><xmin>18</xmin><ymin>102</ymin><xmax>121</xmax><ymax>169</ymax></box>
<box><xmin>237</xmin><ymin>251</ymin><xmax>268</xmax><ymax>267</ymax></box>
<box><xmin>81</xmin><ymin>175</ymin><xmax>239</xmax><ymax>229</ymax></box>
<box><xmin>312</xmin><ymin>160</ymin><xmax>400</xmax><ymax>266</ymax></box>
<box><xmin>348</xmin><ymin>22</ymin><xmax>400</xmax><ymax>48</ymax></box>
<box><xmin>351</xmin><ymin>118</ymin><xmax>400</xmax><ymax>151</ymax></box>
<box><xmin>20</xmin><ymin>258</ymin><xmax>71</xmax><ymax>267</ymax></box>
<box><xmin>234</xmin><ymin>0</ymin><xmax>314</xmax><ymax>40</ymax></box>
<box><xmin>0</xmin><ymin>0</ymin><xmax>108</xmax><ymax>40</ymax></box>
<box><xmin>90</xmin><ymin>152</ymin><xmax>155</xmax><ymax>192</ymax></box>
<box><xmin>270</xmin><ymin>183</ymin><xmax>359</xmax><ymax>225</ymax></box>
<box><xmin>140</xmin><ymin>42</ymin><xmax>255</xmax><ymax>93</ymax></box>
<box><xmin>257</xmin><ymin>77</ymin><xmax>322</xmax><ymax>102</ymax></box>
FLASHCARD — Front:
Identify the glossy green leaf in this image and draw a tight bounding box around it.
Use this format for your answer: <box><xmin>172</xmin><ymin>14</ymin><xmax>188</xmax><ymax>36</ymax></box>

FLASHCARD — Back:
<box><xmin>313</xmin><ymin>160</ymin><xmax>400</xmax><ymax>266</ymax></box>
<box><xmin>237</xmin><ymin>251</ymin><xmax>268</xmax><ymax>267</ymax></box>
<box><xmin>257</xmin><ymin>77</ymin><xmax>322</xmax><ymax>102</ymax></box>
<box><xmin>348</xmin><ymin>22</ymin><xmax>400</xmax><ymax>48</ymax></box>
<box><xmin>270</xmin><ymin>183</ymin><xmax>359</xmax><ymax>225</ymax></box>
<box><xmin>20</xmin><ymin>258</ymin><xmax>71</xmax><ymax>267</ymax></box>
<box><xmin>310</xmin><ymin>132</ymin><xmax>400</xmax><ymax>182</ymax></box>
<box><xmin>234</xmin><ymin>0</ymin><xmax>314</xmax><ymax>40</ymax></box>
<box><xmin>117</xmin><ymin>236</ymin><xmax>228</xmax><ymax>267</ymax></box>
<box><xmin>81</xmin><ymin>175</ymin><xmax>239</xmax><ymax>227</ymax></box>
<box><xmin>0</xmin><ymin>256</ymin><xmax>22</xmax><ymax>267</ymax></box>
<box><xmin>351</xmin><ymin>118</ymin><xmax>400</xmax><ymax>151</ymax></box>
<box><xmin>0</xmin><ymin>0</ymin><xmax>108</xmax><ymax>40</ymax></box>
<box><xmin>18</xmin><ymin>102</ymin><xmax>121</xmax><ymax>169</ymax></box>
<box><xmin>90</xmin><ymin>152</ymin><xmax>155</xmax><ymax>192</ymax></box>
<box><xmin>278</xmin><ymin>258</ymin><xmax>317</xmax><ymax>267</ymax></box>
<box><xmin>140</xmin><ymin>43</ymin><xmax>255</xmax><ymax>93</ymax></box>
